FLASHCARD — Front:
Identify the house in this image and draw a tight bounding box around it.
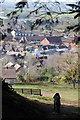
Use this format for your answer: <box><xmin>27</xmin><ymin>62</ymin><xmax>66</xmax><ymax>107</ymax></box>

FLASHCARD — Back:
<box><xmin>62</xmin><ymin>34</ymin><xmax>77</xmax><ymax>46</ymax></box>
<box><xmin>40</xmin><ymin>38</ymin><xmax>49</xmax><ymax>44</ymax></box>
<box><xmin>4</xmin><ymin>62</ymin><xmax>14</xmax><ymax>68</ymax></box>
<box><xmin>26</xmin><ymin>36</ymin><xmax>44</xmax><ymax>44</ymax></box>
<box><xmin>14</xmin><ymin>64</ymin><xmax>21</xmax><ymax>72</ymax></box>
<box><xmin>40</xmin><ymin>36</ymin><xmax>63</xmax><ymax>45</ymax></box>
<box><xmin>1</xmin><ymin>68</ymin><xmax>16</xmax><ymax>84</ymax></box>
<box><xmin>62</xmin><ymin>37</ymin><xmax>73</xmax><ymax>46</ymax></box>
<box><xmin>25</xmin><ymin>36</ymin><xmax>63</xmax><ymax>45</ymax></box>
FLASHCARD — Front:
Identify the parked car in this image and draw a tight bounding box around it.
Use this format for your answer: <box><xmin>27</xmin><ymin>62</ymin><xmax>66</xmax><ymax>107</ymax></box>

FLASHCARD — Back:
<box><xmin>56</xmin><ymin>45</ymin><xmax>68</xmax><ymax>53</ymax></box>
<box><xmin>40</xmin><ymin>45</ymin><xmax>57</xmax><ymax>55</ymax></box>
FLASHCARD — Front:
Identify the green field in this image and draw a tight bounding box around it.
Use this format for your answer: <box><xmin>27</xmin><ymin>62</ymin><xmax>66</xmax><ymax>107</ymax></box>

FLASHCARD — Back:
<box><xmin>12</xmin><ymin>81</ymin><xmax>78</xmax><ymax>106</ymax></box>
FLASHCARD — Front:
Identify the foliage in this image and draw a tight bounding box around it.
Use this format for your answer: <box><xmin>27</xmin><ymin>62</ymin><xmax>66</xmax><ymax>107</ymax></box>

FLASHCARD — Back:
<box><xmin>24</xmin><ymin>72</ymin><xmax>31</xmax><ymax>82</ymax></box>
<box><xmin>6</xmin><ymin>0</ymin><xmax>67</xmax><ymax>31</ymax></box>
<box><xmin>65</xmin><ymin>64</ymin><xmax>78</xmax><ymax>83</ymax></box>
<box><xmin>0</xmin><ymin>32</ymin><xmax>7</xmax><ymax>40</ymax></box>
<box><xmin>63</xmin><ymin>54</ymin><xmax>78</xmax><ymax>87</ymax></box>
<box><xmin>60</xmin><ymin>76</ymin><xmax>67</xmax><ymax>83</ymax></box>
<box><xmin>66</xmin><ymin>1</ymin><xmax>80</xmax><ymax>32</ymax></box>
<box><xmin>1</xmin><ymin>0</ymin><xmax>80</xmax><ymax>38</ymax></box>
<box><xmin>16</xmin><ymin>73</ymin><xmax>25</xmax><ymax>82</ymax></box>
<box><xmin>2</xmin><ymin>80</ymin><xmax>13</xmax><ymax>92</ymax></box>
<box><xmin>25</xmin><ymin>53</ymin><xmax>78</xmax><ymax>84</ymax></box>
<box><xmin>16</xmin><ymin>60</ymin><xmax>24</xmax><ymax>67</ymax></box>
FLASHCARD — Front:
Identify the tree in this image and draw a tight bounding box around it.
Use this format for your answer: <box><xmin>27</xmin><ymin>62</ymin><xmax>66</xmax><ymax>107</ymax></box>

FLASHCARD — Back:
<box><xmin>16</xmin><ymin>73</ymin><xmax>25</xmax><ymax>82</ymax></box>
<box><xmin>66</xmin><ymin>1</ymin><xmax>80</xmax><ymax>87</ymax></box>
<box><xmin>65</xmin><ymin>63</ymin><xmax>78</xmax><ymax>88</ymax></box>
<box><xmin>66</xmin><ymin>1</ymin><xmax>80</xmax><ymax>32</ymax></box>
<box><xmin>6</xmin><ymin>0</ymin><xmax>67</xmax><ymax>32</ymax></box>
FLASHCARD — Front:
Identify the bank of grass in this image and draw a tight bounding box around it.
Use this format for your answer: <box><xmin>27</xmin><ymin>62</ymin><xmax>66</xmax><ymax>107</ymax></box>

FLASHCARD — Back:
<box><xmin>18</xmin><ymin>92</ymin><xmax>52</xmax><ymax>102</ymax></box>
<box><xmin>12</xmin><ymin>81</ymin><xmax>78</xmax><ymax>104</ymax></box>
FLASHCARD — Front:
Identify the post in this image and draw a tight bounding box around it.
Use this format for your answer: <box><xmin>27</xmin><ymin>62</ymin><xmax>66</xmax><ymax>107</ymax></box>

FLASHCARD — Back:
<box><xmin>22</xmin><ymin>89</ymin><xmax>23</xmax><ymax>93</ymax></box>
<box><xmin>31</xmin><ymin>89</ymin><xmax>32</xmax><ymax>94</ymax></box>
<box><xmin>39</xmin><ymin>89</ymin><xmax>42</xmax><ymax>96</ymax></box>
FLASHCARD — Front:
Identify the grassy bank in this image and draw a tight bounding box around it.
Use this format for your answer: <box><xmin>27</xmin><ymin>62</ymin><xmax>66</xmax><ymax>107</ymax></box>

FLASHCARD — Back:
<box><xmin>12</xmin><ymin>81</ymin><xmax>78</xmax><ymax>105</ymax></box>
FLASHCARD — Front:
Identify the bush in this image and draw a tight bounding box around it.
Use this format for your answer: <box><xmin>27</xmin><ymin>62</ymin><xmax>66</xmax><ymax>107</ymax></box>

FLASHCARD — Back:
<box><xmin>16</xmin><ymin>60</ymin><xmax>24</xmax><ymax>67</ymax></box>
<box><xmin>60</xmin><ymin>76</ymin><xmax>67</xmax><ymax>83</ymax></box>
<box><xmin>37</xmin><ymin>76</ymin><xmax>48</xmax><ymax>81</ymax></box>
<box><xmin>16</xmin><ymin>74</ymin><xmax>25</xmax><ymax>82</ymax></box>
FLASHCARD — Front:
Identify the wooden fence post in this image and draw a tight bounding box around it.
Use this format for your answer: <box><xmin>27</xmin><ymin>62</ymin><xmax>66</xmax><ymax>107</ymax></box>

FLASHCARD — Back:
<box><xmin>22</xmin><ymin>89</ymin><xmax>23</xmax><ymax>93</ymax></box>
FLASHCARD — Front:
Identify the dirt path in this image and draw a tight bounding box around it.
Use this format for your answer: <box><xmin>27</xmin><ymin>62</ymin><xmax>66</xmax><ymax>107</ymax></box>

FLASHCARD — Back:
<box><xmin>32</xmin><ymin>99</ymin><xmax>80</xmax><ymax>119</ymax></box>
<box><xmin>26</xmin><ymin>93</ymin><xmax>79</xmax><ymax>119</ymax></box>
<box><xmin>45</xmin><ymin>104</ymin><xmax>79</xmax><ymax>119</ymax></box>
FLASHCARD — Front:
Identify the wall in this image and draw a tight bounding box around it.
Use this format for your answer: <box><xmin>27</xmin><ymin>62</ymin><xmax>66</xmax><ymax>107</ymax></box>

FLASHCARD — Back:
<box><xmin>5</xmin><ymin>79</ymin><xmax>16</xmax><ymax>84</ymax></box>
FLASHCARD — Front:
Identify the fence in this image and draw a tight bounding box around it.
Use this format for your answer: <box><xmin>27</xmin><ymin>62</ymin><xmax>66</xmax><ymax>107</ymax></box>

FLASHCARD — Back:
<box><xmin>14</xmin><ymin>88</ymin><xmax>42</xmax><ymax>96</ymax></box>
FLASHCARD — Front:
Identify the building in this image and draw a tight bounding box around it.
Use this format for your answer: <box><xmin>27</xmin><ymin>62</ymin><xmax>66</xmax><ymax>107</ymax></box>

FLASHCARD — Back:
<box><xmin>40</xmin><ymin>36</ymin><xmax>63</xmax><ymax>45</ymax></box>
<box><xmin>25</xmin><ymin>36</ymin><xmax>63</xmax><ymax>45</ymax></box>
<box><xmin>1</xmin><ymin>68</ymin><xmax>16</xmax><ymax>84</ymax></box>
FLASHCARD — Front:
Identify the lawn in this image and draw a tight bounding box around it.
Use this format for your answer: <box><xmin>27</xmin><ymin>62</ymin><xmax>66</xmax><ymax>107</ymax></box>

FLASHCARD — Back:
<box><xmin>12</xmin><ymin>81</ymin><xmax>78</xmax><ymax>106</ymax></box>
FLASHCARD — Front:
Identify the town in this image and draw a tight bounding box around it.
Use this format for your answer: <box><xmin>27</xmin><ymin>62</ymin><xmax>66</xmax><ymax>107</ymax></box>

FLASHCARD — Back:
<box><xmin>0</xmin><ymin>28</ymin><xmax>78</xmax><ymax>83</ymax></box>
<box><xmin>1</xmin><ymin>0</ymin><xmax>80</xmax><ymax>120</ymax></box>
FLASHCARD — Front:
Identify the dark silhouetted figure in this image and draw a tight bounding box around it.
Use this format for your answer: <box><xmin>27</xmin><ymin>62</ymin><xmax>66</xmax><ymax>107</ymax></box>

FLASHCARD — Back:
<box><xmin>53</xmin><ymin>93</ymin><xmax>61</xmax><ymax>113</ymax></box>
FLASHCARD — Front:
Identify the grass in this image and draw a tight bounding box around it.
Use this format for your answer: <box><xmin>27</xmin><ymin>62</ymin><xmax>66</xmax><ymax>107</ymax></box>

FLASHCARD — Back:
<box><xmin>18</xmin><ymin>92</ymin><xmax>52</xmax><ymax>102</ymax></box>
<box><xmin>58</xmin><ymin>13</ymin><xmax>76</xmax><ymax>17</ymax></box>
<box><xmin>12</xmin><ymin>81</ymin><xmax>78</xmax><ymax>105</ymax></box>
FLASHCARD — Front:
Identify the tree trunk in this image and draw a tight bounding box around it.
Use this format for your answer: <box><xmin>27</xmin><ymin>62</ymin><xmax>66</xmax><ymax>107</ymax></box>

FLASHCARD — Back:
<box><xmin>72</xmin><ymin>80</ymin><xmax>76</xmax><ymax>89</ymax></box>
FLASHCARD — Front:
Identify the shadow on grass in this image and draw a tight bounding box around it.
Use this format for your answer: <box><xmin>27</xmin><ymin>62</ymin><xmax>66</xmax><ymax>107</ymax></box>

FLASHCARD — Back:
<box><xmin>2</xmin><ymin>81</ymin><xmax>80</xmax><ymax>120</ymax></box>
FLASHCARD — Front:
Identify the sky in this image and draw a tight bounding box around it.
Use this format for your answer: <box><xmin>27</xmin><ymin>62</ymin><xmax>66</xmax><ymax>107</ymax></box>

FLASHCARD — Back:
<box><xmin>27</xmin><ymin>0</ymin><xmax>79</xmax><ymax>2</ymax></box>
<box><xmin>1</xmin><ymin>0</ymin><xmax>79</xmax><ymax>3</ymax></box>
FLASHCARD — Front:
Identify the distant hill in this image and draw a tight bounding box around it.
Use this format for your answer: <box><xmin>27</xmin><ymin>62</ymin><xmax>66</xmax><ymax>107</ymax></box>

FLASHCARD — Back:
<box><xmin>2</xmin><ymin>1</ymin><xmax>71</xmax><ymax>11</ymax></box>
<box><xmin>0</xmin><ymin>1</ymin><xmax>77</xmax><ymax>31</ymax></box>
<box><xmin>1</xmin><ymin>1</ymin><xmax>72</xmax><ymax>20</ymax></box>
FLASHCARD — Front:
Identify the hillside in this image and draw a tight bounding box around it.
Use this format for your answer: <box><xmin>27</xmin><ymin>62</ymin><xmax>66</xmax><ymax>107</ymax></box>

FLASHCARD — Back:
<box><xmin>2</xmin><ymin>81</ymin><xmax>80</xmax><ymax>120</ymax></box>
<box><xmin>2</xmin><ymin>81</ymin><xmax>47</xmax><ymax>120</ymax></box>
